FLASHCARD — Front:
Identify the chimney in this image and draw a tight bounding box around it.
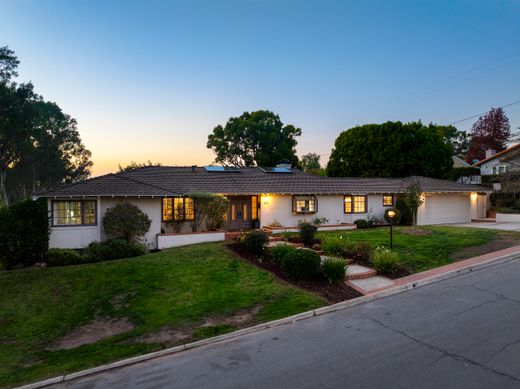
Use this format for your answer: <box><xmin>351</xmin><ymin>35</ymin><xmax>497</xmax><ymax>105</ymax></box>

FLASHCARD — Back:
<box><xmin>276</xmin><ymin>159</ymin><xmax>292</xmax><ymax>169</ymax></box>
<box><xmin>191</xmin><ymin>165</ymin><xmax>196</xmax><ymax>172</ymax></box>
<box><xmin>485</xmin><ymin>150</ymin><xmax>496</xmax><ymax>159</ymax></box>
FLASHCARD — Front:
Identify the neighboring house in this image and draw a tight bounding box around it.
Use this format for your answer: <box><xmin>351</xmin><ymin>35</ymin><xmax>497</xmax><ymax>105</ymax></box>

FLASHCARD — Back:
<box><xmin>474</xmin><ymin>144</ymin><xmax>520</xmax><ymax>176</ymax></box>
<box><xmin>452</xmin><ymin>155</ymin><xmax>472</xmax><ymax>168</ymax></box>
<box><xmin>452</xmin><ymin>156</ymin><xmax>481</xmax><ymax>185</ymax></box>
<box><xmin>37</xmin><ymin>166</ymin><xmax>491</xmax><ymax>250</ymax></box>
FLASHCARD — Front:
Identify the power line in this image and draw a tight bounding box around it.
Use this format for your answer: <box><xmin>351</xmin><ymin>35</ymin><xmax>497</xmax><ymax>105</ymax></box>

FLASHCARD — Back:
<box><xmin>449</xmin><ymin>99</ymin><xmax>520</xmax><ymax>125</ymax></box>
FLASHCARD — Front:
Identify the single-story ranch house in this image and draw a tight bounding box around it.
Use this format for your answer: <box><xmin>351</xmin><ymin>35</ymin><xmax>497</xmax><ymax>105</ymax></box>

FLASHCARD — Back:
<box><xmin>38</xmin><ymin>165</ymin><xmax>491</xmax><ymax>249</ymax></box>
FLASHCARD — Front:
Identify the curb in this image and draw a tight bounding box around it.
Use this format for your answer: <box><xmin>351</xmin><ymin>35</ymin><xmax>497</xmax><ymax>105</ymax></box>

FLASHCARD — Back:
<box><xmin>16</xmin><ymin>251</ymin><xmax>520</xmax><ymax>389</ymax></box>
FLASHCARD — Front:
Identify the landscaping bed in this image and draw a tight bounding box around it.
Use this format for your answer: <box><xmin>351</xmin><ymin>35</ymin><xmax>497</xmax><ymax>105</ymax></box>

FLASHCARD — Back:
<box><xmin>228</xmin><ymin>243</ymin><xmax>361</xmax><ymax>303</ymax></box>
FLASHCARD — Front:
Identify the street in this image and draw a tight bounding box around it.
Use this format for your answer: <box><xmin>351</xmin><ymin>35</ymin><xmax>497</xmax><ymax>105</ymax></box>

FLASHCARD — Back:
<box><xmin>56</xmin><ymin>258</ymin><xmax>520</xmax><ymax>389</ymax></box>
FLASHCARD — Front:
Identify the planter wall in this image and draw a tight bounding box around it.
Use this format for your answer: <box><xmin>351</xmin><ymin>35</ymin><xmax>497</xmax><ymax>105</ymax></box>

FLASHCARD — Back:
<box><xmin>158</xmin><ymin>231</ymin><xmax>225</xmax><ymax>249</ymax></box>
<box><xmin>264</xmin><ymin>224</ymin><xmax>356</xmax><ymax>235</ymax></box>
<box><xmin>496</xmin><ymin>213</ymin><xmax>520</xmax><ymax>223</ymax></box>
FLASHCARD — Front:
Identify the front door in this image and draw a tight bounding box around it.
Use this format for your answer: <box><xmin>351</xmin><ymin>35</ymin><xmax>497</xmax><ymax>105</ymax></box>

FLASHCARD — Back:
<box><xmin>227</xmin><ymin>196</ymin><xmax>253</xmax><ymax>231</ymax></box>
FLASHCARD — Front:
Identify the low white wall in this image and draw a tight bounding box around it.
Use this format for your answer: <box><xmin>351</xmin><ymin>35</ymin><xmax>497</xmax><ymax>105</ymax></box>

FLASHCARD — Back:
<box><xmin>496</xmin><ymin>213</ymin><xmax>520</xmax><ymax>222</ymax></box>
<box><xmin>158</xmin><ymin>232</ymin><xmax>225</xmax><ymax>249</ymax></box>
<box><xmin>259</xmin><ymin>194</ymin><xmax>390</xmax><ymax>228</ymax></box>
<box><xmin>49</xmin><ymin>226</ymin><xmax>100</xmax><ymax>249</ymax></box>
<box><xmin>268</xmin><ymin>224</ymin><xmax>357</xmax><ymax>234</ymax></box>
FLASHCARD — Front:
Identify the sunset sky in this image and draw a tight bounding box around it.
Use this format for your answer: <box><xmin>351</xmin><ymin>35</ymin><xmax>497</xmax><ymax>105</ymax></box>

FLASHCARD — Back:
<box><xmin>2</xmin><ymin>0</ymin><xmax>519</xmax><ymax>176</ymax></box>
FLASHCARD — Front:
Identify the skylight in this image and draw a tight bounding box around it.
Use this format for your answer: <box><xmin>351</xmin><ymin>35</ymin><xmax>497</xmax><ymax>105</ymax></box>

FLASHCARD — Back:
<box><xmin>261</xmin><ymin>167</ymin><xmax>293</xmax><ymax>173</ymax></box>
<box><xmin>203</xmin><ymin>166</ymin><xmax>240</xmax><ymax>173</ymax></box>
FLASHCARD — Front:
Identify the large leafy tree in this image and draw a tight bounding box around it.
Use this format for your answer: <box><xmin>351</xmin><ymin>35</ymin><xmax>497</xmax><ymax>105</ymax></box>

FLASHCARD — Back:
<box><xmin>207</xmin><ymin>110</ymin><xmax>302</xmax><ymax>167</ymax></box>
<box><xmin>300</xmin><ymin>152</ymin><xmax>325</xmax><ymax>175</ymax></box>
<box><xmin>326</xmin><ymin>121</ymin><xmax>453</xmax><ymax>178</ymax></box>
<box><xmin>0</xmin><ymin>47</ymin><xmax>92</xmax><ymax>204</ymax></box>
<box><xmin>436</xmin><ymin>125</ymin><xmax>470</xmax><ymax>159</ymax></box>
<box><xmin>466</xmin><ymin>107</ymin><xmax>511</xmax><ymax>163</ymax></box>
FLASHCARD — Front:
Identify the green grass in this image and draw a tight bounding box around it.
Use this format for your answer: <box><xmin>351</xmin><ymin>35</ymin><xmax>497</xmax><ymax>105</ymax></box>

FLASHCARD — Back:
<box><xmin>317</xmin><ymin>226</ymin><xmax>520</xmax><ymax>272</ymax></box>
<box><xmin>0</xmin><ymin>243</ymin><xmax>325</xmax><ymax>388</ymax></box>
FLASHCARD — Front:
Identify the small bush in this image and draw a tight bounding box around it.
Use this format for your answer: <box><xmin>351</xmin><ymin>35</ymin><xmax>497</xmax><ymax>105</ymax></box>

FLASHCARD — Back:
<box><xmin>45</xmin><ymin>249</ymin><xmax>84</xmax><ymax>267</ymax></box>
<box><xmin>241</xmin><ymin>230</ymin><xmax>268</xmax><ymax>256</ymax></box>
<box><xmin>103</xmin><ymin>202</ymin><xmax>151</xmax><ymax>242</ymax></box>
<box><xmin>83</xmin><ymin>239</ymin><xmax>145</xmax><ymax>262</ymax></box>
<box><xmin>372</xmin><ymin>247</ymin><xmax>399</xmax><ymax>274</ymax></box>
<box><xmin>322</xmin><ymin>257</ymin><xmax>347</xmax><ymax>284</ymax></box>
<box><xmin>281</xmin><ymin>249</ymin><xmax>321</xmax><ymax>280</ymax></box>
<box><xmin>346</xmin><ymin>242</ymin><xmax>372</xmax><ymax>265</ymax></box>
<box><xmin>311</xmin><ymin>216</ymin><xmax>329</xmax><ymax>226</ymax></box>
<box><xmin>321</xmin><ymin>236</ymin><xmax>348</xmax><ymax>256</ymax></box>
<box><xmin>395</xmin><ymin>197</ymin><xmax>413</xmax><ymax>225</ymax></box>
<box><xmin>298</xmin><ymin>221</ymin><xmax>318</xmax><ymax>247</ymax></box>
<box><xmin>271</xmin><ymin>244</ymin><xmax>296</xmax><ymax>264</ymax></box>
<box><xmin>354</xmin><ymin>219</ymin><xmax>368</xmax><ymax>229</ymax></box>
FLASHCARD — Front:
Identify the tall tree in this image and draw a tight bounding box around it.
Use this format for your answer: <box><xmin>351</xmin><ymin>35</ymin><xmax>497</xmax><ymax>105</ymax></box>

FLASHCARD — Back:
<box><xmin>207</xmin><ymin>110</ymin><xmax>302</xmax><ymax>167</ymax></box>
<box><xmin>300</xmin><ymin>152</ymin><xmax>325</xmax><ymax>175</ymax></box>
<box><xmin>0</xmin><ymin>47</ymin><xmax>92</xmax><ymax>204</ymax></box>
<box><xmin>326</xmin><ymin>121</ymin><xmax>453</xmax><ymax>178</ymax></box>
<box><xmin>436</xmin><ymin>125</ymin><xmax>470</xmax><ymax>159</ymax></box>
<box><xmin>466</xmin><ymin>107</ymin><xmax>511</xmax><ymax>163</ymax></box>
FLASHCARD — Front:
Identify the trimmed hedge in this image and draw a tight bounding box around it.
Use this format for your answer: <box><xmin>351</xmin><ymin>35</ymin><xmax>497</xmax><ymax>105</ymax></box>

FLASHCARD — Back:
<box><xmin>0</xmin><ymin>199</ymin><xmax>50</xmax><ymax>269</ymax></box>
<box><xmin>281</xmin><ymin>249</ymin><xmax>321</xmax><ymax>280</ymax></box>
<box><xmin>298</xmin><ymin>221</ymin><xmax>318</xmax><ymax>247</ymax></box>
<box><xmin>45</xmin><ymin>249</ymin><xmax>84</xmax><ymax>267</ymax></box>
<box><xmin>83</xmin><ymin>239</ymin><xmax>145</xmax><ymax>262</ymax></box>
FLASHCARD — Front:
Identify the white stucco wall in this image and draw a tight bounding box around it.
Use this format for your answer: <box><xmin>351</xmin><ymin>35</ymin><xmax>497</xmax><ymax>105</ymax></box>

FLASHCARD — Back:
<box><xmin>480</xmin><ymin>159</ymin><xmax>507</xmax><ymax>176</ymax></box>
<box><xmin>158</xmin><ymin>232</ymin><xmax>225</xmax><ymax>249</ymax></box>
<box><xmin>48</xmin><ymin>197</ymin><xmax>162</xmax><ymax>249</ymax></box>
<box><xmin>259</xmin><ymin>194</ymin><xmax>392</xmax><ymax>227</ymax></box>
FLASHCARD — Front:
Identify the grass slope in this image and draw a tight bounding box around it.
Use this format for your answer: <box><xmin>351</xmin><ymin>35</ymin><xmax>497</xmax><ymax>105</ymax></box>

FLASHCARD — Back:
<box><xmin>318</xmin><ymin>226</ymin><xmax>520</xmax><ymax>272</ymax></box>
<box><xmin>0</xmin><ymin>243</ymin><xmax>325</xmax><ymax>387</ymax></box>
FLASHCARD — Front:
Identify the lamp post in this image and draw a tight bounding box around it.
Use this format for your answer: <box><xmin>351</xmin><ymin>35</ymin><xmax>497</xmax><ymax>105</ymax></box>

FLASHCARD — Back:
<box><xmin>387</xmin><ymin>210</ymin><xmax>396</xmax><ymax>249</ymax></box>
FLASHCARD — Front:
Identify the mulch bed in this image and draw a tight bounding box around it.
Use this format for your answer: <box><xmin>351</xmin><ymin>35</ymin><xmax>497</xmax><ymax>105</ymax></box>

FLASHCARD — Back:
<box><xmin>385</xmin><ymin>265</ymin><xmax>412</xmax><ymax>280</ymax></box>
<box><xmin>227</xmin><ymin>243</ymin><xmax>362</xmax><ymax>304</ymax></box>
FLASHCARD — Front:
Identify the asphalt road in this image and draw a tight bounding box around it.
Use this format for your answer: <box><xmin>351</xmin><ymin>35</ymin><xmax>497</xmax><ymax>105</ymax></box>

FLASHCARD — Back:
<box><xmin>55</xmin><ymin>258</ymin><xmax>520</xmax><ymax>389</ymax></box>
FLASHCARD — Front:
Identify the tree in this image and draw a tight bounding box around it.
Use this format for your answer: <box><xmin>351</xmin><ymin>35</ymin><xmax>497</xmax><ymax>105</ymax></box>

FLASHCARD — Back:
<box><xmin>404</xmin><ymin>182</ymin><xmax>424</xmax><ymax>226</ymax></box>
<box><xmin>187</xmin><ymin>192</ymin><xmax>229</xmax><ymax>232</ymax></box>
<box><xmin>436</xmin><ymin>125</ymin><xmax>470</xmax><ymax>158</ymax></box>
<box><xmin>207</xmin><ymin>110</ymin><xmax>302</xmax><ymax>167</ymax></box>
<box><xmin>0</xmin><ymin>47</ymin><xmax>92</xmax><ymax>204</ymax></box>
<box><xmin>118</xmin><ymin>160</ymin><xmax>162</xmax><ymax>172</ymax></box>
<box><xmin>466</xmin><ymin>107</ymin><xmax>511</xmax><ymax>163</ymax></box>
<box><xmin>103</xmin><ymin>202</ymin><xmax>152</xmax><ymax>242</ymax></box>
<box><xmin>326</xmin><ymin>121</ymin><xmax>453</xmax><ymax>178</ymax></box>
<box><xmin>300</xmin><ymin>153</ymin><xmax>325</xmax><ymax>175</ymax></box>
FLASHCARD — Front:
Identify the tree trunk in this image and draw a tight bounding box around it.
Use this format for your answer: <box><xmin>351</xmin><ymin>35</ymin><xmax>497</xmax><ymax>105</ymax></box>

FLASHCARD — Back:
<box><xmin>0</xmin><ymin>167</ymin><xmax>8</xmax><ymax>206</ymax></box>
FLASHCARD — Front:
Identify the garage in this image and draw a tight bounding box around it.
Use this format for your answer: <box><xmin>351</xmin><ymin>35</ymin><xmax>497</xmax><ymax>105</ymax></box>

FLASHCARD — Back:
<box><xmin>419</xmin><ymin>193</ymin><xmax>471</xmax><ymax>225</ymax></box>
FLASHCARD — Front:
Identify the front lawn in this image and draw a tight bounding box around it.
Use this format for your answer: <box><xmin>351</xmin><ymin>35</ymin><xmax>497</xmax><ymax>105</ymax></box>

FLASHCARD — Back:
<box><xmin>318</xmin><ymin>226</ymin><xmax>520</xmax><ymax>272</ymax></box>
<box><xmin>0</xmin><ymin>243</ymin><xmax>325</xmax><ymax>388</ymax></box>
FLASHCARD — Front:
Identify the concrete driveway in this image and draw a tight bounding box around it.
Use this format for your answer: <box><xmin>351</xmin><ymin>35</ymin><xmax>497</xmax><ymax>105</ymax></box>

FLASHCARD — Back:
<box><xmin>453</xmin><ymin>222</ymin><xmax>520</xmax><ymax>231</ymax></box>
<box><xmin>51</xmin><ymin>257</ymin><xmax>520</xmax><ymax>389</ymax></box>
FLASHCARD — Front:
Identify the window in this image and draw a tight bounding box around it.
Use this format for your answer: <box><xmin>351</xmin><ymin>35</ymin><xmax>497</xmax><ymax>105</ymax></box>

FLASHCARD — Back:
<box><xmin>292</xmin><ymin>196</ymin><xmax>317</xmax><ymax>214</ymax></box>
<box><xmin>383</xmin><ymin>195</ymin><xmax>394</xmax><ymax>207</ymax></box>
<box><xmin>251</xmin><ymin>196</ymin><xmax>258</xmax><ymax>220</ymax></box>
<box><xmin>52</xmin><ymin>200</ymin><xmax>96</xmax><ymax>226</ymax></box>
<box><xmin>344</xmin><ymin>195</ymin><xmax>367</xmax><ymax>213</ymax></box>
<box><xmin>162</xmin><ymin>197</ymin><xmax>195</xmax><ymax>222</ymax></box>
<box><xmin>492</xmin><ymin>166</ymin><xmax>497</xmax><ymax>175</ymax></box>
<box><xmin>499</xmin><ymin>165</ymin><xmax>507</xmax><ymax>174</ymax></box>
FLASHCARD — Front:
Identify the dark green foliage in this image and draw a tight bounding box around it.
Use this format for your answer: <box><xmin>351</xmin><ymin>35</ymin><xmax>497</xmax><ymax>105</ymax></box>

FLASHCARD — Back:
<box><xmin>44</xmin><ymin>248</ymin><xmax>83</xmax><ymax>267</ymax></box>
<box><xmin>447</xmin><ymin>167</ymin><xmax>481</xmax><ymax>181</ymax></box>
<box><xmin>326</xmin><ymin>121</ymin><xmax>453</xmax><ymax>178</ymax></box>
<box><xmin>322</xmin><ymin>257</ymin><xmax>347</xmax><ymax>284</ymax></box>
<box><xmin>83</xmin><ymin>239</ymin><xmax>145</xmax><ymax>262</ymax></box>
<box><xmin>187</xmin><ymin>192</ymin><xmax>229</xmax><ymax>232</ymax></box>
<box><xmin>384</xmin><ymin>208</ymin><xmax>402</xmax><ymax>225</ymax></box>
<box><xmin>0</xmin><ymin>199</ymin><xmax>49</xmax><ymax>269</ymax></box>
<box><xmin>240</xmin><ymin>230</ymin><xmax>269</xmax><ymax>256</ymax></box>
<box><xmin>103</xmin><ymin>202</ymin><xmax>151</xmax><ymax>242</ymax></box>
<box><xmin>354</xmin><ymin>219</ymin><xmax>368</xmax><ymax>229</ymax></box>
<box><xmin>271</xmin><ymin>244</ymin><xmax>297</xmax><ymax>264</ymax></box>
<box><xmin>345</xmin><ymin>242</ymin><xmax>372</xmax><ymax>264</ymax></box>
<box><xmin>298</xmin><ymin>220</ymin><xmax>318</xmax><ymax>247</ymax></box>
<box><xmin>281</xmin><ymin>249</ymin><xmax>321</xmax><ymax>280</ymax></box>
<box><xmin>321</xmin><ymin>236</ymin><xmax>349</xmax><ymax>256</ymax></box>
<box><xmin>395</xmin><ymin>197</ymin><xmax>413</xmax><ymax>225</ymax></box>
<box><xmin>490</xmin><ymin>192</ymin><xmax>520</xmax><ymax>211</ymax></box>
<box><xmin>405</xmin><ymin>182</ymin><xmax>424</xmax><ymax>226</ymax></box>
<box><xmin>207</xmin><ymin>110</ymin><xmax>301</xmax><ymax>167</ymax></box>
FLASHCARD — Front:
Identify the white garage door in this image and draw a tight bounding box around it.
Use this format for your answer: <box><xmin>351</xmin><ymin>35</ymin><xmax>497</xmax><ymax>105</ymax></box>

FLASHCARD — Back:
<box><xmin>421</xmin><ymin>193</ymin><xmax>470</xmax><ymax>225</ymax></box>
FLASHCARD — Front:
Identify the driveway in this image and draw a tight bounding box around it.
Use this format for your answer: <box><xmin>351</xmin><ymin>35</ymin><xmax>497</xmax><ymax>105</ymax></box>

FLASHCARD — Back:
<box><xmin>453</xmin><ymin>221</ymin><xmax>520</xmax><ymax>231</ymax></box>
<box><xmin>51</xmin><ymin>257</ymin><xmax>520</xmax><ymax>389</ymax></box>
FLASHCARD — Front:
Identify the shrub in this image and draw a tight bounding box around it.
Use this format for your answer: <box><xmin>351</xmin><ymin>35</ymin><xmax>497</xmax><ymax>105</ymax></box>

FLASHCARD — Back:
<box><xmin>187</xmin><ymin>192</ymin><xmax>229</xmax><ymax>231</ymax></box>
<box><xmin>45</xmin><ymin>248</ymin><xmax>84</xmax><ymax>267</ymax></box>
<box><xmin>354</xmin><ymin>219</ymin><xmax>368</xmax><ymax>229</ymax></box>
<box><xmin>83</xmin><ymin>239</ymin><xmax>145</xmax><ymax>262</ymax></box>
<box><xmin>311</xmin><ymin>216</ymin><xmax>329</xmax><ymax>226</ymax></box>
<box><xmin>271</xmin><ymin>244</ymin><xmax>296</xmax><ymax>264</ymax></box>
<box><xmin>0</xmin><ymin>199</ymin><xmax>50</xmax><ymax>269</ymax></box>
<box><xmin>298</xmin><ymin>220</ymin><xmax>318</xmax><ymax>247</ymax></box>
<box><xmin>321</xmin><ymin>236</ymin><xmax>348</xmax><ymax>256</ymax></box>
<box><xmin>282</xmin><ymin>231</ymin><xmax>292</xmax><ymax>241</ymax></box>
<box><xmin>103</xmin><ymin>202</ymin><xmax>151</xmax><ymax>242</ymax></box>
<box><xmin>241</xmin><ymin>230</ymin><xmax>268</xmax><ymax>256</ymax></box>
<box><xmin>281</xmin><ymin>249</ymin><xmax>321</xmax><ymax>280</ymax></box>
<box><xmin>372</xmin><ymin>247</ymin><xmax>399</xmax><ymax>274</ymax></box>
<box><xmin>322</xmin><ymin>257</ymin><xmax>347</xmax><ymax>284</ymax></box>
<box><xmin>395</xmin><ymin>197</ymin><xmax>413</xmax><ymax>225</ymax></box>
<box><xmin>349</xmin><ymin>242</ymin><xmax>372</xmax><ymax>265</ymax></box>
<box><xmin>366</xmin><ymin>212</ymin><xmax>379</xmax><ymax>228</ymax></box>
<box><xmin>384</xmin><ymin>208</ymin><xmax>402</xmax><ymax>225</ymax></box>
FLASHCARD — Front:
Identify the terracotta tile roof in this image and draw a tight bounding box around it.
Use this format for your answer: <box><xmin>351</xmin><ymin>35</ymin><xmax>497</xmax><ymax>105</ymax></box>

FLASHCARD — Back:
<box><xmin>37</xmin><ymin>166</ymin><xmax>490</xmax><ymax>198</ymax></box>
<box><xmin>473</xmin><ymin>143</ymin><xmax>520</xmax><ymax>167</ymax></box>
